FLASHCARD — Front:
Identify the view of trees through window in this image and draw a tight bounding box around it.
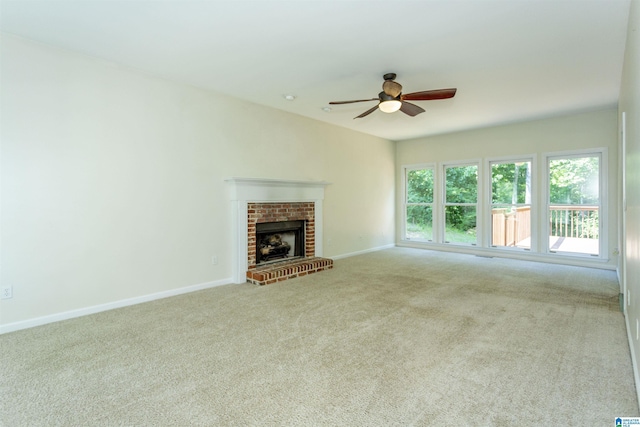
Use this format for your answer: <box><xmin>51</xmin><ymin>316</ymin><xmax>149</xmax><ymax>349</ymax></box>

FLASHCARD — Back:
<box><xmin>405</xmin><ymin>168</ymin><xmax>433</xmax><ymax>241</ymax></box>
<box><xmin>444</xmin><ymin>164</ymin><xmax>477</xmax><ymax>244</ymax></box>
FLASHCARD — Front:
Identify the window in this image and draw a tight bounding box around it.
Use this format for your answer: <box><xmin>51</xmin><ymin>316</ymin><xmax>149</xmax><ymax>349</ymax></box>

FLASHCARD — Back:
<box><xmin>401</xmin><ymin>148</ymin><xmax>606</xmax><ymax>263</ymax></box>
<box><xmin>405</xmin><ymin>167</ymin><xmax>434</xmax><ymax>241</ymax></box>
<box><xmin>547</xmin><ymin>153</ymin><xmax>601</xmax><ymax>256</ymax></box>
<box><xmin>444</xmin><ymin>164</ymin><xmax>478</xmax><ymax>245</ymax></box>
<box><xmin>490</xmin><ymin>160</ymin><xmax>532</xmax><ymax>249</ymax></box>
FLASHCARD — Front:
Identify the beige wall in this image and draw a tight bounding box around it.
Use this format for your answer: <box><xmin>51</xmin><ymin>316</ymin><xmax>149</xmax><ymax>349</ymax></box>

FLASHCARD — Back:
<box><xmin>619</xmin><ymin>0</ymin><xmax>640</xmax><ymax>405</ymax></box>
<box><xmin>395</xmin><ymin>108</ymin><xmax>619</xmax><ymax>269</ymax></box>
<box><xmin>0</xmin><ymin>35</ymin><xmax>395</xmax><ymax>328</ymax></box>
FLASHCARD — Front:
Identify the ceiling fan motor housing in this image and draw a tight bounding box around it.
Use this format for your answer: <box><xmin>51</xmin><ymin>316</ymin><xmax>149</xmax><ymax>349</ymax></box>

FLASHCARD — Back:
<box><xmin>382</xmin><ymin>73</ymin><xmax>402</xmax><ymax>97</ymax></box>
<box><xmin>379</xmin><ymin>91</ymin><xmax>399</xmax><ymax>102</ymax></box>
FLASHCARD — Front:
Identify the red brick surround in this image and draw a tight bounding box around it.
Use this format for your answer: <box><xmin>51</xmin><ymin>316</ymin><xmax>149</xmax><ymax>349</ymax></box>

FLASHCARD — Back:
<box><xmin>246</xmin><ymin>202</ymin><xmax>333</xmax><ymax>285</ymax></box>
<box><xmin>247</xmin><ymin>202</ymin><xmax>315</xmax><ymax>269</ymax></box>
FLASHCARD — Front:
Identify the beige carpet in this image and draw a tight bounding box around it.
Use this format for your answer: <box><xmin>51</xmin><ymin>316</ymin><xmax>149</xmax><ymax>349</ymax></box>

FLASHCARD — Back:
<box><xmin>1</xmin><ymin>247</ymin><xmax>638</xmax><ymax>426</ymax></box>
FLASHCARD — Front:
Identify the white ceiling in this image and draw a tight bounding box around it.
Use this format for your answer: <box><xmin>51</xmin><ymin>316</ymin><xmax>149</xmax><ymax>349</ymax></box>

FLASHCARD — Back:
<box><xmin>0</xmin><ymin>0</ymin><xmax>631</xmax><ymax>141</ymax></box>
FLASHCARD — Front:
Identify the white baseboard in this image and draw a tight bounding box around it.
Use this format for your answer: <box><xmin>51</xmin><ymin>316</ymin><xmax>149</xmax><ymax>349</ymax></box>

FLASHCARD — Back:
<box><xmin>396</xmin><ymin>241</ymin><xmax>616</xmax><ymax>271</ymax></box>
<box><xmin>0</xmin><ymin>277</ymin><xmax>234</xmax><ymax>335</ymax></box>
<box><xmin>0</xmin><ymin>245</ymin><xmax>396</xmax><ymax>334</ymax></box>
<box><xmin>330</xmin><ymin>244</ymin><xmax>396</xmax><ymax>261</ymax></box>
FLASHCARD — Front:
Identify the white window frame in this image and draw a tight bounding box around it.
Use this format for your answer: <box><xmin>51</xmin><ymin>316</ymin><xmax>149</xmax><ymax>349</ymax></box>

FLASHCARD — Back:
<box><xmin>442</xmin><ymin>160</ymin><xmax>481</xmax><ymax>246</ymax></box>
<box><xmin>543</xmin><ymin>148</ymin><xmax>607</xmax><ymax>259</ymax></box>
<box><xmin>402</xmin><ymin>163</ymin><xmax>437</xmax><ymax>242</ymax></box>
<box><xmin>485</xmin><ymin>155</ymin><xmax>536</xmax><ymax>252</ymax></box>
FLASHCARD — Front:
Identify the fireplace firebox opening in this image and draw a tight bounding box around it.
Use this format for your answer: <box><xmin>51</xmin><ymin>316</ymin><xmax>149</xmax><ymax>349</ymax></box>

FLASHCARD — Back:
<box><xmin>256</xmin><ymin>220</ymin><xmax>305</xmax><ymax>265</ymax></box>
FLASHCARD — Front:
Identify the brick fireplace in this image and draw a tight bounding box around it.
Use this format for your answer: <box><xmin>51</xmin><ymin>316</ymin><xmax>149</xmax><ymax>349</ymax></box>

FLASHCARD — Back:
<box><xmin>247</xmin><ymin>202</ymin><xmax>314</xmax><ymax>268</ymax></box>
<box><xmin>226</xmin><ymin>178</ymin><xmax>333</xmax><ymax>285</ymax></box>
<box><xmin>245</xmin><ymin>202</ymin><xmax>333</xmax><ymax>285</ymax></box>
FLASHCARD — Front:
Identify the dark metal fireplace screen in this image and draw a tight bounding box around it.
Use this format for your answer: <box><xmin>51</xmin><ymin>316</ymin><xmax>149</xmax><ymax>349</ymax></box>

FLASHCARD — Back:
<box><xmin>256</xmin><ymin>220</ymin><xmax>305</xmax><ymax>265</ymax></box>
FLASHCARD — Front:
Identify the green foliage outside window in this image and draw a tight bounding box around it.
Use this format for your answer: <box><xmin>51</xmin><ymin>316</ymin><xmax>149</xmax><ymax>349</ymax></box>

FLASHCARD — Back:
<box><xmin>406</xmin><ymin>169</ymin><xmax>433</xmax><ymax>240</ymax></box>
<box><xmin>407</xmin><ymin>169</ymin><xmax>433</xmax><ymax>203</ymax></box>
<box><xmin>445</xmin><ymin>165</ymin><xmax>477</xmax><ymax>204</ymax></box>
<box><xmin>492</xmin><ymin>162</ymin><xmax>531</xmax><ymax>204</ymax></box>
<box><xmin>406</xmin><ymin>205</ymin><xmax>432</xmax><ymax>240</ymax></box>
<box><xmin>445</xmin><ymin>165</ymin><xmax>477</xmax><ymax>242</ymax></box>
<box><xmin>549</xmin><ymin>157</ymin><xmax>599</xmax><ymax>204</ymax></box>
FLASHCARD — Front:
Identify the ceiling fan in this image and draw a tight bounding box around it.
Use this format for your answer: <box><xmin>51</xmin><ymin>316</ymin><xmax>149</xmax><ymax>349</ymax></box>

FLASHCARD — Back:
<box><xmin>329</xmin><ymin>73</ymin><xmax>457</xmax><ymax>119</ymax></box>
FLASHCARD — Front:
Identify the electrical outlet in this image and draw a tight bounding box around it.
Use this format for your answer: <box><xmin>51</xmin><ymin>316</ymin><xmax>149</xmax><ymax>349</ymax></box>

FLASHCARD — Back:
<box><xmin>1</xmin><ymin>286</ymin><xmax>12</xmax><ymax>300</ymax></box>
<box><xmin>211</xmin><ymin>256</ymin><xmax>218</xmax><ymax>265</ymax></box>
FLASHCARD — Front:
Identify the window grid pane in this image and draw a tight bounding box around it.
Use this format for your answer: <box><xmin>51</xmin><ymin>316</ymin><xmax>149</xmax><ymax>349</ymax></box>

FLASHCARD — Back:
<box><xmin>405</xmin><ymin>168</ymin><xmax>434</xmax><ymax>241</ymax></box>
<box><xmin>548</xmin><ymin>155</ymin><xmax>600</xmax><ymax>255</ymax></box>
<box><xmin>490</xmin><ymin>205</ymin><xmax>531</xmax><ymax>249</ymax></box>
<box><xmin>406</xmin><ymin>205</ymin><xmax>433</xmax><ymax>241</ymax></box>
<box><xmin>407</xmin><ymin>169</ymin><xmax>433</xmax><ymax>203</ymax></box>
<box><xmin>491</xmin><ymin>161</ymin><xmax>531</xmax><ymax>204</ymax></box>
<box><xmin>444</xmin><ymin>164</ymin><xmax>478</xmax><ymax>244</ymax></box>
<box><xmin>490</xmin><ymin>160</ymin><xmax>532</xmax><ymax>249</ymax></box>
<box><xmin>444</xmin><ymin>206</ymin><xmax>476</xmax><ymax>244</ymax></box>
<box><xmin>445</xmin><ymin>165</ymin><xmax>477</xmax><ymax>204</ymax></box>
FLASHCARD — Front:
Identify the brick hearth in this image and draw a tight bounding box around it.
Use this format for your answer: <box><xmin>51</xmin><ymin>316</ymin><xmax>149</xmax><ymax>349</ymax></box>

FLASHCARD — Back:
<box><xmin>246</xmin><ymin>257</ymin><xmax>333</xmax><ymax>285</ymax></box>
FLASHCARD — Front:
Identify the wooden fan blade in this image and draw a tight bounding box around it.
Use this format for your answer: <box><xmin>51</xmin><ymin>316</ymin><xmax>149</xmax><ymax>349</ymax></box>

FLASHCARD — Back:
<box><xmin>400</xmin><ymin>101</ymin><xmax>425</xmax><ymax>117</ymax></box>
<box><xmin>401</xmin><ymin>88</ymin><xmax>457</xmax><ymax>101</ymax></box>
<box><xmin>354</xmin><ymin>104</ymin><xmax>379</xmax><ymax>119</ymax></box>
<box><xmin>329</xmin><ymin>98</ymin><xmax>379</xmax><ymax>105</ymax></box>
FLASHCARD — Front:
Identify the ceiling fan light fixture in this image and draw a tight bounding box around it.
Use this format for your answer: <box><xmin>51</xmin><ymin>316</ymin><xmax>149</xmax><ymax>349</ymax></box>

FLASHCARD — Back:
<box><xmin>379</xmin><ymin>100</ymin><xmax>402</xmax><ymax>113</ymax></box>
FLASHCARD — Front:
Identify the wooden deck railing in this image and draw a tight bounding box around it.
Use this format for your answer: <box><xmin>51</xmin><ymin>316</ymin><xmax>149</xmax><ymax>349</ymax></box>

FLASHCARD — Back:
<box><xmin>492</xmin><ymin>205</ymin><xmax>599</xmax><ymax>247</ymax></box>
<box><xmin>492</xmin><ymin>206</ymin><xmax>531</xmax><ymax>247</ymax></box>
<box><xmin>549</xmin><ymin>205</ymin><xmax>599</xmax><ymax>239</ymax></box>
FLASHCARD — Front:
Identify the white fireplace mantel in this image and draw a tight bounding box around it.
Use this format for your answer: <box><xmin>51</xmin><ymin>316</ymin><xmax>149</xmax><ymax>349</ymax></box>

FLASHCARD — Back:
<box><xmin>225</xmin><ymin>177</ymin><xmax>331</xmax><ymax>283</ymax></box>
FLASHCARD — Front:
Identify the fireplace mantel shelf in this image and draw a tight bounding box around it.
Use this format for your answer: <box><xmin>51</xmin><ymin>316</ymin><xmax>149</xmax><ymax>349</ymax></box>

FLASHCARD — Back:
<box><xmin>225</xmin><ymin>177</ymin><xmax>331</xmax><ymax>186</ymax></box>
